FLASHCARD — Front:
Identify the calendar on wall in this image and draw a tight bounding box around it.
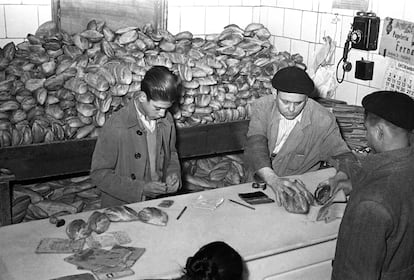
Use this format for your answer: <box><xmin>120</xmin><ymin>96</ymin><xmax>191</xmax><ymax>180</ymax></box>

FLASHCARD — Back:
<box><xmin>384</xmin><ymin>60</ymin><xmax>414</xmax><ymax>99</ymax></box>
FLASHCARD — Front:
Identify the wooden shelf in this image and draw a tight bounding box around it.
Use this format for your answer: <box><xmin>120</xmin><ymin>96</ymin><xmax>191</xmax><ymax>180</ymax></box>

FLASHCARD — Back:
<box><xmin>0</xmin><ymin>121</ymin><xmax>249</xmax><ymax>225</ymax></box>
<box><xmin>0</xmin><ymin>120</ymin><xmax>249</xmax><ymax>182</ymax></box>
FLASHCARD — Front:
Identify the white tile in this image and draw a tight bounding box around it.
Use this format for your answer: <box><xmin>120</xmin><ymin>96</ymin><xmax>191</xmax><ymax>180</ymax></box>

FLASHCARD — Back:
<box><xmin>339</xmin><ymin>15</ymin><xmax>352</xmax><ymax>47</ymax></box>
<box><xmin>356</xmin><ymin>84</ymin><xmax>374</xmax><ymax>106</ymax></box>
<box><xmin>194</xmin><ymin>0</ymin><xmax>219</xmax><ymax>6</ymax></box>
<box><xmin>258</xmin><ymin>6</ymin><xmax>269</xmax><ymax>26</ymax></box>
<box><xmin>167</xmin><ymin>7</ymin><xmax>181</xmax><ymax>34</ymax></box>
<box><xmin>301</xmin><ymin>11</ymin><xmax>317</xmax><ymax>42</ymax></box>
<box><xmin>252</xmin><ymin>6</ymin><xmax>260</xmax><ymax>22</ymax></box>
<box><xmin>317</xmin><ymin>13</ymin><xmax>341</xmax><ymax>45</ymax></box>
<box><xmin>242</xmin><ymin>0</ymin><xmax>261</xmax><ymax>6</ymax></box>
<box><xmin>284</xmin><ymin>9</ymin><xmax>302</xmax><ymax>39</ymax></box>
<box><xmin>311</xmin><ymin>0</ymin><xmax>319</xmax><ymax>12</ymax></box>
<box><xmin>307</xmin><ymin>42</ymin><xmax>320</xmax><ymax>69</ymax></box>
<box><xmin>0</xmin><ymin>0</ymin><xmax>21</xmax><ymax>4</ymax></box>
<box><xmin>334</xmin><ymin>46</ymin><xmax>344</xmax><ymax>67</ymax></box>
<box><xmin>168</xmin><ymin>0</ymin><xmax>194</xmax><ymax>6</ymax></box>
<box><xmin>261</xmin><ymin>0</ymin><xmax>277</xmax><ymax>6</ymax></box>
<box><xmin>205</xmin><ymin>7</ymin><xmax>230</xmax><ymax>34</ymax></box>
<box><xmin>370</xmin><ymin>0</ymin><xmax>380</xmax><ymax>13</ymax></box>
<box><xmin>181</xmin><ymin>7</ymin><xmax>205</xmax><ymax>35</ymax></box>
<box><xmin>291</xmin><ymin>39</ymin><xmax>309</xmax><ymax>65</ymax></box>
<box><xmin>277</xmin><ymin>0</ymin><xmax>294</xmax><ymax>9</ymax></box>
<box><xmin>267</xmin><ymin>7</ymin><xmax>284</xmax><ymax>36</ymax></box>
<box><xmin>230</xmin><ymin>7</ymin><xmax>253</xmax><ymax>29</ymax></box>
<box><xmin>274</xmin><ymin>36</ymin><xmax>291</xmax><ymax>52</ymax></box>
<box><xmin>5</xmin><ymin>5</ymin><xmax>38</xmax><ymax>37</ymax></box>
<box><xmin>167</xmin><ymin>0</ymin><xmax>179</xmax><ymax>6</ymax></box>
<box><xmin>334</xmin><ymin>81</ymin><xmax>357</xmax><ymax>105</ymax></box>
<box><xmin>38</xmin><ymin>5</ymin><xmax>51</xmax><ymax>26</ymax></box>
<box><xmin>377</xmin><ymin>18</ymin><xmax>385</xmax><ymax>45</ymax></box>
<box><xmin>0</xmin><ymin>5</ymin><xmax>5</xmax><ymax>38</ymax></box>
<box><xmin>22</xmin><ymin>0</ymin><xmax>50</xmax><ymax>4</ymax></box>
<box><xmin>0</xmin><ymin>38</ymin><xmax>23</xmax><ymax>46</ymax></box>
<box><xmin>317</xmin><ymin>0</ymin><xmax>333</xmax><ymax>13</ymax></box>
<box><xmin>294</xmin><ymin>0</ymin><xmax>313</xmax><ymax>11</ymax></box>
<box><xmin>376</xmin><ymin>0</ymin><xmax>405</xmax><ymax>19</ymax></box>
<box><xmin>219</xmin><ymin>0</ymin><xmax>242</xmax><ymax>6</ymax></box>
<box><xmin>403</xmin><ymin>0</ymin><xmax>414</xmax><ymax>22</ymax></box>
<box><xmin>369</xmin><ymin>54</ymin><xmax>391</xmax><ymax>89</ymax></box>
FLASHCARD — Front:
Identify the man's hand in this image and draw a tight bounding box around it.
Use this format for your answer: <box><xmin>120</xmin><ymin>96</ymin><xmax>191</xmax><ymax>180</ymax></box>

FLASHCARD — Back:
<box><xmin>165</xmin><ymin>173</ymin><xmax>180</xmax><ymax>193</ymax></box>
<box><xmin>143</xmin><ymin>181</ymin><xmax>167</xmax><ymax>198</ymax></box>
<box><xmin>268</xmin><ymin>177</ymin><xmax>311</xmax><ymax>206</ymax></box>
<box><xmin>255</xmin><ymin>167</ymin><xmax>313</xmax><ymax>206</ymax></box>
<box><xmin>326</xmin><ymin>170</ymin><xmax>352</xmax><ymax>196</ymax></box>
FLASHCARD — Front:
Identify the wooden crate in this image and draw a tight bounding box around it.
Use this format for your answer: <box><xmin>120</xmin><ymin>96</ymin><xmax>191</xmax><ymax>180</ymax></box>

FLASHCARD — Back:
<box><xmin>51</xmin><ymin>0</ymin><xmax>167</xmax><ymax>34</ymax></box>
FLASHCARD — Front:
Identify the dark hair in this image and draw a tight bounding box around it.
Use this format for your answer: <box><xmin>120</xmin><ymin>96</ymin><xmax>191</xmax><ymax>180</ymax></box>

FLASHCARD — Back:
<box><xmin>141</xmin><ymin>66</ymin><xmax>180</xmax><ymax>103</ymax></box>
<box><xmin>183</xmin><ymin>241</ymin><xmax>243</xmax><ymax>280</ymax></box>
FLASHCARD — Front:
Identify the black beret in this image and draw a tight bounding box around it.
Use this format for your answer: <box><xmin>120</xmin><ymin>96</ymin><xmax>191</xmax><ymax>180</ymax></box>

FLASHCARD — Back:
<box><xmin>362</xmin><ymin>91</ymin><xmax>414</xmax><ymax>130</ymax></box>
<box><xmin>271</xmin><ymin>66</ymin><xmax>315</xmax><ymax>96</ymax></box>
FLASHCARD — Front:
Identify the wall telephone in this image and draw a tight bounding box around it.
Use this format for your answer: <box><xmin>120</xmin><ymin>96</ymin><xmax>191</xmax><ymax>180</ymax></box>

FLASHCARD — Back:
<box><xmin>337</xmin><ymin>12</ymin><xmax>380</xmax><ymax>82</ymax></box>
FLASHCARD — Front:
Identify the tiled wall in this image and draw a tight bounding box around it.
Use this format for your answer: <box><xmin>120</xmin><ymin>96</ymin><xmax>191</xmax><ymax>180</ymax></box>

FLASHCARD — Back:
<box><xmin>1</xmin><ymin>0</ymin><xmax>413</xmax><ymax>105</ymax></box>
<box><xmin>168</xmin><ymin>0</ymin><xmax>414</xmax><ymax>105</ymax></box>
<box><xmin>0</xmin><ymin>0</ymin><xmax>51</xmax><ymax>46</ymax></box>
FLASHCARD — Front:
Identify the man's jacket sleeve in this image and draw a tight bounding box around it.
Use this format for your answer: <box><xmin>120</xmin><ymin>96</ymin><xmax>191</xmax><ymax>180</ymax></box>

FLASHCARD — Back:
<box><xmin>244</xmin><ymin>99</ymin><xmax>272</xmax><ymax>172</ymax></box>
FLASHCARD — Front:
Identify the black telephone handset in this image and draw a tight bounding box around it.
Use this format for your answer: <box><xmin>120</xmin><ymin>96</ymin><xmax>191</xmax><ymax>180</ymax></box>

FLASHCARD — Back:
<box><xmin>341</xmin><ymin>30</ymin><xmax>353</xmax><ymax>72</ymax></box>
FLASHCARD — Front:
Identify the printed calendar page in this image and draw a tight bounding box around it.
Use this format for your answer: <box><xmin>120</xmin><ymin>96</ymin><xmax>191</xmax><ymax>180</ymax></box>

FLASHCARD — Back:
<box><xmin>384</xmin><ymin>60</ymin><xmax>414</xmax><ymax>98</ymax></box>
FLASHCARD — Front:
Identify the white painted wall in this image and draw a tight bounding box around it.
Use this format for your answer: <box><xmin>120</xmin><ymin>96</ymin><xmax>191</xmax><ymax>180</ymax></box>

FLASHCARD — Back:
<box><xmin>0</xmin><ymin>0</ymin><xmax>51</xmax><ymax>46</ymax></box>
<box><xmin>1</xmin><ymin>0</ymin><xmax>413</xmax><ymax>105</ymax></box>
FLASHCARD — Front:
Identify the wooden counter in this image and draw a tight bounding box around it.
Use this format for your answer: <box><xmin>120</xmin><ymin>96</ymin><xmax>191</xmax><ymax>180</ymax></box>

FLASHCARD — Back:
<box><xmin>0</xmin><ymin>168</ymin><xmax>341</xmax><ymax>280</ymax></box>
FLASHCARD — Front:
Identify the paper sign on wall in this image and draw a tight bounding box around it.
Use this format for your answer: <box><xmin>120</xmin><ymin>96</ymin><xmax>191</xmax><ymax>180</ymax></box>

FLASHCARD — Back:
<box><xmin>332</xmin><ymin>0</ymin><xmax>368</xmax><ymax>11</ymax></box>
<box><xmin>383</xmin><ymin>60</ymin><xmax>414</xmax><ymax>99</ymax></box>
<box><xmin>379</xmin><ymin>17</ymin><xmax>414</xmax><ymax>65</ymax></box>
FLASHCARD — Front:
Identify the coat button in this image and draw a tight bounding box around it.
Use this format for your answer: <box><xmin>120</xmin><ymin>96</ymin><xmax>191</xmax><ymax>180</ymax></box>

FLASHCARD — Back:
<box><xmin>134</xmin><ymin>152</ymin><xmax>141</xmax><ymax>159</ymax></box>
<box><xmin>136</xmin><ymin>130</ymin><xmax>143</xmax><ymax>135</ymax></box>
<box><xmin>131</xmin><ymin>173</ymin><xmax>136</xmax><ymax>180</ymax></box>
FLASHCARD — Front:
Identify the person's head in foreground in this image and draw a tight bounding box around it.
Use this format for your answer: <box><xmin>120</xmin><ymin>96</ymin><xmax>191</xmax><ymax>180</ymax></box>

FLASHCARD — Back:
<box><xmin>180</xmin><ymin>241</ymin><xmax>243</xmax><ymax>280</ymax></box>
<box><xmin>271</xmin><ymin>66</ymin><xmax>315</xmax><ymax>120</ymax></box>
<box><xmin>136</xmin><ymin>65</ymin><xmax>180</xmax><ymax>120</ymax></box>
<box><xmin>362</xmin><ymin>90</ymin><xmax>414</xmax><ymax>153</ymax></box>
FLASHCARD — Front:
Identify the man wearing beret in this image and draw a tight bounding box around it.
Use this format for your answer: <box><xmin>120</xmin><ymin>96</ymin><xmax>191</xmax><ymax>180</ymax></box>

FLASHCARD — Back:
<box><xmin>331</xmin><ymin>91</ymin><xmax>414</xmax><ymax>280</ymax></box>
<box><xmin>244</xmin><ymin>66</ymin><xmax>350</xmax><ymax>204</ymax></box>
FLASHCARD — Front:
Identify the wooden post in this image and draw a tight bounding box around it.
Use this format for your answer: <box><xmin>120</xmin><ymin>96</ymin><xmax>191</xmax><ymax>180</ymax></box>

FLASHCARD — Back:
<box><xmin>0</xmin><ymin>174</ymin><xmax>14</xmax><ymax>226</ymax></box>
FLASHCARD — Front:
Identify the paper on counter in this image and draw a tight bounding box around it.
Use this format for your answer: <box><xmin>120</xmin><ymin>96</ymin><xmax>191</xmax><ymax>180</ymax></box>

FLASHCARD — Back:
<box><xmin>64</xmin><ymin>245</ymin><xmax>145</xmax><ymax>273</ymax></box>
<box><xmin>35</xmin><ymin>238</ymin><xmax>85</xmax><ymax>254</ymax></box>
<box><xmin>86</xmin><ymin>231</ymin><xmax>132</xmax><ymax>249</ymax></box>
<box><xmin>192</xmin><ymin>195</ymin><xmax>224</xmax><ymax>210</ymax></box>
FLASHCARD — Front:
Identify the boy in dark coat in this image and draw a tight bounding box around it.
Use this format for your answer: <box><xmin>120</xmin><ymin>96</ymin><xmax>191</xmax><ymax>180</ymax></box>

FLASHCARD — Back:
<box><xmin>91</xmin><ymin>66</ymin><xmax>181</xmax><ymax>207</ymax></box>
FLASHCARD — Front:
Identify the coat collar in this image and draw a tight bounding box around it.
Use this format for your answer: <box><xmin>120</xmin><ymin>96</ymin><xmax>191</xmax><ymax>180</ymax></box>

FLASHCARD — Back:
<box><xmin>360</xmin><ymin>145</ymin><xmax>414</xmax><ymax>173</ymax></box>
<box><xmin>124</xmin><ymin>100</ymin><xmax>169</xmax><ymax>129</ymax></box>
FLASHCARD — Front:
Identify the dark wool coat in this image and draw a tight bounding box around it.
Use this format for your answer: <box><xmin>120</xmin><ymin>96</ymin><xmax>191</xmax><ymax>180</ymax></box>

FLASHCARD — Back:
<box><xmin>332</xmin><ymin>146</ymin><xmax>414</xmax><ymax>280</ymax></box>
<box><xmin>91</xmin><ymin>101</ymin><xmax>180</xmax><ymax>207</ymax></box>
